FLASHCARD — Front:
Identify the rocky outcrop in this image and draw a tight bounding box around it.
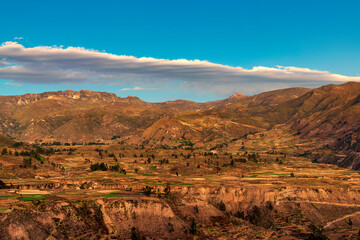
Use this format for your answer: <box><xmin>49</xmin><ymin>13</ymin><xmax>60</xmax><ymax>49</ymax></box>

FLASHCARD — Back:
<box><xmin>1</xmin><ymin>185</ymin><xmax>360</xmax><ymax>239</ymax></box>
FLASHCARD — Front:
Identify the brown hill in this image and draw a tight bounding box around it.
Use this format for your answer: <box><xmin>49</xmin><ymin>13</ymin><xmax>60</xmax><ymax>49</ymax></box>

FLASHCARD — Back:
<box><xmin>0</xmin><ymin>90</ymin><xmax>161</xmax><ymax>142</ymax></box>
<box><xmin>227</xmin><ymin>92</ymin><xmax>246</xmax><ymax>100</ymax></box>
<box><xmin>137</xmin><ymin>87</ymin><xmax>313</xmax><ymax>144</ymax></box>
<box><xmin>141</xmin><ymin>117</ymin><xmax>202</xmax><ymax>143</ymax></box>
<box><xmin>245</xmin><ymin>87</ymin><xmax>311</xmax><ymax>107</ymax></box>
<box><xmin>258</xmin><ymin>82</ymin><xmax>360</xmax><ymax>170</ymax></box>
<box><xmin>0</xmin><ymin>87</ymin><xmax>308</xmax><ymax>142</ymax></box>
<box><xmin>1</xmin><ymin>83</ymin><xmax>359</xmax><ymax>147</ymax></box>
<box><xmin>154</xmin><ymin>100</ymin><xmax>208</xmax><ymax>113</ymax></box>
<box><xmin>267</xmin><ymin>82</ymin><xmax>360</xmax><ymax>137</ymax></box>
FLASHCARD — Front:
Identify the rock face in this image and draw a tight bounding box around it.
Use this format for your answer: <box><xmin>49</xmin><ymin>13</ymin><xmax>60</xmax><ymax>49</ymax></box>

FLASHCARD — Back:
<box><xmin>1</xmin><ymin>186</ymin><xmax>360</xmax><ymax>239</ymax></box>
<box><xmin>318</xmin><ymin>152</ymin><xmax>360</xmax><ymax>170</ymax></box>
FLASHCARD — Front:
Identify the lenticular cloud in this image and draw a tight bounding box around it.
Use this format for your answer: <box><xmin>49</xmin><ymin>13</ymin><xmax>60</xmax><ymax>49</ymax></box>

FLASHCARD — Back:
<box><xmin>0</xmin><ymin>41</ymin><xmax>359</xmax><ymax>95</ymax></box>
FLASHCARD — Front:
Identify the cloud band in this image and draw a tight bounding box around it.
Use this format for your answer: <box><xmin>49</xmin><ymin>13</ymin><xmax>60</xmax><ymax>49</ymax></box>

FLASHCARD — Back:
<box><xmin>0</xmin><ymin>41</ymin><xmax>359</xmax><ymax>96</ymax></box>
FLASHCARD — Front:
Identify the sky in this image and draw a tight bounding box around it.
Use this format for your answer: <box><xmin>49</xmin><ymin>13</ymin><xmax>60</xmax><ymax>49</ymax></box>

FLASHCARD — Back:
<box><xmin>0</xmin><ymin>0</ymin><xmax>359</xmax><ymax>102</ymax></box>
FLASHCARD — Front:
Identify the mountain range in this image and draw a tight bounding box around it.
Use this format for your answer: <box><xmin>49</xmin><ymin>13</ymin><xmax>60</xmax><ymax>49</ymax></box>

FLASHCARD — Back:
<box><xmin>0</xmin><ymin>82</ymin><xmax>359</xmax><ymax>153</ymax></box>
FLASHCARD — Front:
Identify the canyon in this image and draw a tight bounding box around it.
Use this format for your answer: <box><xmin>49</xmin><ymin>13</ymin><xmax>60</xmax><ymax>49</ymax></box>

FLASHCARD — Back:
<box><xmin>1</xmin><ymin>82</ymin><xmax>360</xmax><ymax>239</ymax></box>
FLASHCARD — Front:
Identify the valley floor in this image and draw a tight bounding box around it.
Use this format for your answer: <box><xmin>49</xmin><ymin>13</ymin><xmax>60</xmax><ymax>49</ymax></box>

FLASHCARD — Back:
<box><xmin>0</xmin><ymin>129</ymin><xmax>359</xmax><ymax>239</ymax></box>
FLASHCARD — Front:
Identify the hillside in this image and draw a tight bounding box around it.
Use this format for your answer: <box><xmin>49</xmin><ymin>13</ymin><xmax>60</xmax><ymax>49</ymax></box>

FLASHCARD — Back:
<box><xmin>266</xmin><ymin>82</ymin><xmax>360</xmax><ymax>148</ymax></box>
<box><xmin>0</xmin><ymin>87</ymin><xmax>312</xmax><ymax>143</ymax></box>
<box><xmin>0</xmin><ymin>83</ymin><xmax>359</xmax><ymax>151</ymax></box>
<box><xmin>0</xmin><ymin>90</ymin><xmax>163</xmax><ymax>142</ymax></box>
<box><xmin>0</xmin><ymin>134</ymin><xmax>13</xmax><ymax>147</ymax></box>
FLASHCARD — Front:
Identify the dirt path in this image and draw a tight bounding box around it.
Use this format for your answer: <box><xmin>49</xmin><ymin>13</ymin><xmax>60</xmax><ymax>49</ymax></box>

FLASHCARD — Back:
<box><xmin>279</xmin><ymin>200</ymin><xmax>360</xmax><ymax>229</ymax></box>
<box><xmin>324</xmin><ymin>211</ymin><xmax>360</xmax><ymax>229</ymax></box>
<box><xmin>279</xmin><ymin>200</ymin><xmax>360</xmax><ymax>208</ymax></box>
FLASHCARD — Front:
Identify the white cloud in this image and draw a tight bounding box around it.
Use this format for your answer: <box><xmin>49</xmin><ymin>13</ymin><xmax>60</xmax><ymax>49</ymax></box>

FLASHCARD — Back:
<box><xmin>0</xmin><ymin>41</ymin><xmax>359</xmax><ymax>96</ymax></box>
<box><xmin>13</xmin><ymin>37</ymin><xmax>23</xmax><ymax>40</ymax></box>
<box><xmin>119</xmin><ymin>86</ymin><xmax>157</xmax><ymax>91</ymax></box>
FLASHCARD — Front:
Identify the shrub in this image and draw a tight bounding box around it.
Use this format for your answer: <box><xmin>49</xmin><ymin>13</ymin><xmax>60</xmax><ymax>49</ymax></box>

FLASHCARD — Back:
<box><xmin>0</xmin><ymin>180</ymin><xmax>7</xmax><ymax>189</ymax></box>
<box><xmin>247</xmin><ymin>205</ymin><xmax>261</xmax><ymax>225</ymax></box>
<box><xmin>142</xmin><ymin>186</ymin><xmax>153</xmax><ymax>196</ymax></box>
<box><xmin>131</xmin><ymin>226</ymin><xmax>140</xmax><ymax>240</ymax></box>
<box><xmin>217</xmin><ymin>201</ymin><xmax>226</xmax><ymax>211</ymax></box>
<box><xmin>194</xmin><ymin>205</ymin><xmax>199</xmax><ymax>214</ymax></box>
<box><xmin>266</xmin><ymin>201</ymin><xmax>274</xmax><ymax>211</ymax></box>
<box><xmin>308</xmin><ymin>224</ymin><xmax>329</xmax><ymax>240</ymax></box>
<box><xmin>190</xmin><ymin>219</ymin><xmax>197</xmax><ymax>234</ymax></box>
<box><xmin>234</xmin><ymin>210</ymin><xmax>244</xmax><ymax>219</ymax></box>
<box><xmin>90</xmin><ymin>162</ymin><xmax>108</xmax><ymax>171</ymax></box>
<box><xmin>168</xmin><ymin>222</ymin><xmax>174</xmax><ymax>233</ymax></box>
<box><xmin>164</xmin><ymin>183</ymin><xmax>171</xmax><ymax>195</ymax></box>
<box><xmin>21</xmin><ymin>157</ymin><xmax>32</xmax><ymax>168</ymax></box>
<box><xmin>1</xmin><ymin>148</ymin><xmax>7</xmax><ymax>155</ymax></box>
<box><xmin>345</xmin><ymin>218</ymin><xmax>353</xmax><ymax>226</ymax></box>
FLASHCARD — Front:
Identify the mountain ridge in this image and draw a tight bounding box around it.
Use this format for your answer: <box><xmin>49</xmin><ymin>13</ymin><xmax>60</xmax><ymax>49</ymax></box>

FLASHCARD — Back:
<box><xmin>0</xmin><ymin>83</ymin><xmax>358</xmax><ymax>148</ymax></box>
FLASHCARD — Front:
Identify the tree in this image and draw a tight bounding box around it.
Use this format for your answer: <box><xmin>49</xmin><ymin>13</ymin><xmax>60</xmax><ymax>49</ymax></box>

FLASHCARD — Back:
<box><xmin>90</xmin><ymin>162</ymin><xmax>108</xmax><ymax>171</ymax></box>
<box><xmin>22</xmin><ymin>157</ymin><xmax>32</xmax><ymax>168</ymax></box>
<box><xmin>0</xmin><ymin>180</ymin><xmax>7</xmax><ymax>189</ymax></box>
<box><xmin>143</xmin><ymin>186</ymin><xmax>153</xmax><ymax>196</ymax></box>
<box><xmin>234</xmin><ymin>210</ymin><xmax>244</xmax><ymax>219</ymax></box>
<box><xmin>248</xmin><ymin>205</ymin><xmax>261</xmax><ymax>225</ymax></box>
<box><xmin>217</xmin><ymin>201</ymin><xmax>226</xmax><ymax>211</ymax></box>
<box><xmin>190</xmin><ymin>219</ymin><xmax>197</xmax><ymax>234</ymax></box>
<box><xmin>131</xmin><ymin>226</ymin><xmax>140</xmax><ymax>240</ymax></box>
<box><xmin>164</xmin><ymin>183</ymin><xmax>171</xmax><ymax>196</ymax></box>
<box><xmin>2</xmin><ymin>148</ymin><xmax>7</xmax><ymax>155</ymax></box>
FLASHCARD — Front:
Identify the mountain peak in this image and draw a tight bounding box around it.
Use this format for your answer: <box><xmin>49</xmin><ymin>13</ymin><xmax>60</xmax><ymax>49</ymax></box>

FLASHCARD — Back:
<box><xmin>228</xmin><ymin>92</ymin><xmax>246</xmax><ymax>100</ymax></box>
<box><xmin>120</xmin><ymin>95</ymin><xmax>145</xmax><ymax>104</ymax></box>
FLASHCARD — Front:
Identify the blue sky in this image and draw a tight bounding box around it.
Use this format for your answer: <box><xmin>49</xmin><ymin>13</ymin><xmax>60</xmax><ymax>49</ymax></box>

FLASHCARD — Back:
<box><xmin>0</xmin><ymin>0</ymin><xmax>359</xmax><ymax>102</ymax></box>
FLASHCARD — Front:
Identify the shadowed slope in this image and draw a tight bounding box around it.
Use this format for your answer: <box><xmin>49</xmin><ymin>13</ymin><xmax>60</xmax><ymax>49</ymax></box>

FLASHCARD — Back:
<box><xmin>0</xmin><ymin>134</ymin><xmax>14</xmax><ymax>147</ymax></box>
